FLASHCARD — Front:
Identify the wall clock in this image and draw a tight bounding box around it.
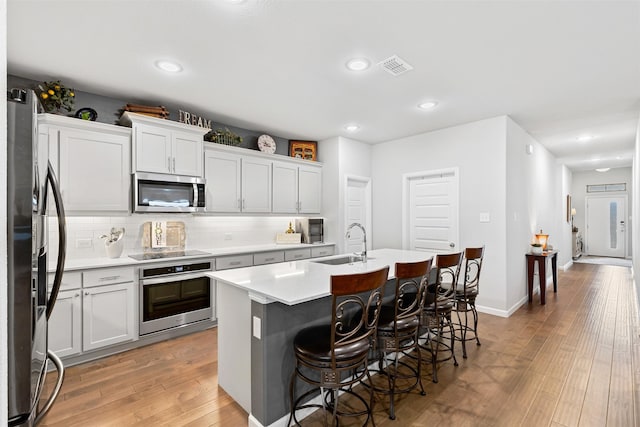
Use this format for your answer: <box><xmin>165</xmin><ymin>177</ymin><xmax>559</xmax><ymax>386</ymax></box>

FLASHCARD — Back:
<box><xmin>258</xmin><ymin>134</ymin><xmax>276</xmax><ymax>154</ymax></box>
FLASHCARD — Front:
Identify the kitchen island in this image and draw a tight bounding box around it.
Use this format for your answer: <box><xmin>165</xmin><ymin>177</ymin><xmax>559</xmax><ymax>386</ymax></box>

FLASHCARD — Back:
<box><xmin>208</xmin><ymin>248</ymin><xmax>435</xmax><ymax>427</ymax></box>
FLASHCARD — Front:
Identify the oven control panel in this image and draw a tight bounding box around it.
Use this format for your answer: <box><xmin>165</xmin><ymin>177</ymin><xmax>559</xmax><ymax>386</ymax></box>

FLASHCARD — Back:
<box><xmin>141</xmin><ymin>261</ymin><xmax>212</xmax><ymax>279</ymax></box>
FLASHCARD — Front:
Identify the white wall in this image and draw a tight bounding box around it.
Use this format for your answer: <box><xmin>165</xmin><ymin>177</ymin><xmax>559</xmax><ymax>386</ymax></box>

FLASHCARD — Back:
<box><xmin>319</xmin><ymin>136</ymin><xmax>372</xmax><ymax>254</ymax></box>
<box><xmin>571</xmin><ymin>167</ymin><xmax>633</xmax><ymax>257</ymax></box>
<box><xmin>633</xmin><ymin>114</ymin><xmax>640</xmax><ymax>306</ymax></box>
<box><xmin>372</xmin><ymin>116</ymin><xmax>508</xmax><ymax>314</ymax></box>
<box><xmin>1</xmin><ymin>0</ymin><xmax>8</xmax><ymax>422</ymax></box>
<box><xmin>505</xmin><ymin>118</ymin><xmax>564</xmax><ymax>312</ymax></box>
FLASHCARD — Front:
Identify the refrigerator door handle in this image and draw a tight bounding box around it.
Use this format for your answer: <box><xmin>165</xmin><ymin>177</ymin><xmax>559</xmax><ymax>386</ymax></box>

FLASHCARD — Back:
<box><xmin>45</xmin><ymin>160</ymin><xmax>67</xmax><ymax>320</ymax></box>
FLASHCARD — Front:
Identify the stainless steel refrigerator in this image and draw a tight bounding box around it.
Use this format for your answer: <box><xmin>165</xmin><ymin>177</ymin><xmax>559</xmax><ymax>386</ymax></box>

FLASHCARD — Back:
<box><xmin>7</xmin><ymin>88</ymin><xmax>67</xmax><ymax>426</ymax></box>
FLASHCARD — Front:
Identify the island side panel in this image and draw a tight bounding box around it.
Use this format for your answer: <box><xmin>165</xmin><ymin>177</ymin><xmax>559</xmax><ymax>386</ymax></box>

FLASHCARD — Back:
<box><xmin>217</xmin><ymin>281</ymin><xmax>252</xmax><ymax>412</ymax></box>
<box><xmin>251</xmin><ymin>296</ymin><xmax>333</xmax><ymax>426</ymax></box>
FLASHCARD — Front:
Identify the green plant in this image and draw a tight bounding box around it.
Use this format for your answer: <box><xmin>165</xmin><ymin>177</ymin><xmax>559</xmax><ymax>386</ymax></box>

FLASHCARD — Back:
<box><xmin>36</xmin><ymin>80</ymin><xmax>75</xmax><ymax>113</ymax></box>
<box><xmin>206</xmin><ymin>128</ymin><xmax>242</xmax><ymax>146</ymax></box>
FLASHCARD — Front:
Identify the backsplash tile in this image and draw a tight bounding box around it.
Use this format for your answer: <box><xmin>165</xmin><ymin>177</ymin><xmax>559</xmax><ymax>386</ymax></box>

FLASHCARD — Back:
<box><xmin>48</xmin><ymin>215</ymin><xmax>301</xmax><ymax>260</ymax></box>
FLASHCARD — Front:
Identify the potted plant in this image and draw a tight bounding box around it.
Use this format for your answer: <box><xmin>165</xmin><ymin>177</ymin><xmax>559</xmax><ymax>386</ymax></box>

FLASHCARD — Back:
<box><xmin>530</xmin><ymin>243</ymin><xmax>543</xmax><ymax>254</ymax></box>
<box><xmin>35</xmin><ymin>80</ymin><xmax>75</xmax><ymax>114</ymax></box>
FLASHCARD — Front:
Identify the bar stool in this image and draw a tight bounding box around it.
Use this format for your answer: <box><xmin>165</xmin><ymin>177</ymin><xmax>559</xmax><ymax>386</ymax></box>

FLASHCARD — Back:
<box><xmin>454</xmin><ymin>247</ymin><xmax>485</xmax><ymax>358</ymax></box>
<box><xmin>420</xmin><ymin>252</ymin><xmax>463</xmax><ymax>383</ymax></box>
<box><xmin>288</xmin><ymin>266</ymin><xmax>389</xmax><ymax>427</ymax></box>
<box><xmin>373</xmin><ymin>259</ymin><xmax>432</xmax><ymax>420</ymax></box>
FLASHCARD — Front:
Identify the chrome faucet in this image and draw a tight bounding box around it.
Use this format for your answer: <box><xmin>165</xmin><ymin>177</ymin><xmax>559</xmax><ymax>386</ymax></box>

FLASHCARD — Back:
<box><xmin>345</xmin><ymin>223</ymin><xmax>367</xmax><ymax>262</ymax></box>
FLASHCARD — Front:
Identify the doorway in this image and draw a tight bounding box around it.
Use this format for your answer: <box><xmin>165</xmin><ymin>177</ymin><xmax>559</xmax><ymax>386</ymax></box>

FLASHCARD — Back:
<box><xmin>402</xmin><ymin>168</ymin><xmax>459</xmax><ymax>253</ymax></box>
<box><xmin>344</xmin><ymin>176</ymin><xmax>372</xmax><ymax>253</ymax></box>
<box><xmin>585</xmin><ymin>195</ymin><xmax>627</xmax><ymax>258</ymax></box>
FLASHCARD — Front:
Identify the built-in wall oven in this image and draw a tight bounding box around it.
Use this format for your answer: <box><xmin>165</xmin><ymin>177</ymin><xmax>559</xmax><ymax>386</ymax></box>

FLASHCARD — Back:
<box><xmin>138</xmin><ymin>259</ymin><xmax>213</xmax><ymax>335</ymax></box>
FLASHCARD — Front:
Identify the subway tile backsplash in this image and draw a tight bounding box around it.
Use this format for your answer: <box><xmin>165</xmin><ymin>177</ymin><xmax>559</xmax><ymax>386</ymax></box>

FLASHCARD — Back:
<box><xmin>48</xmin><ymin>215</ymin><xmax>302</xmax><ymax>260</ymax></box>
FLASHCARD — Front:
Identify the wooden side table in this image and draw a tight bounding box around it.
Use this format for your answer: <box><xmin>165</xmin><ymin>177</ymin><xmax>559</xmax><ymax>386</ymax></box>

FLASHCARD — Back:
<box><xmin>525</xmin><ymin>251</ymin><xmax>558</xmax><ymax>305</ymax></box>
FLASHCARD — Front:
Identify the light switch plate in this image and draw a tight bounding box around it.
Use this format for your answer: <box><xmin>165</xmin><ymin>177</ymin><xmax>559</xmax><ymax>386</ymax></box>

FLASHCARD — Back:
<box><xmin>479</xmin><ymin>212</ymin><xmax>490</xmax><ymax>223</ymax></box>
<box><xmin>252</xmin><ymin>316</ymin><xmax>261</xmax><ymax>339</ymax></box>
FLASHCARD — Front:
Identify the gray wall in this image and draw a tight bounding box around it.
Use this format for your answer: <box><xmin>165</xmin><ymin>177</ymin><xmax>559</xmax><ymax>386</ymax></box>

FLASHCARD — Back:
<box><xmin>8</xmin><ymin>74</ymin><xmax>293</xmax><ymax>157</ymax></box>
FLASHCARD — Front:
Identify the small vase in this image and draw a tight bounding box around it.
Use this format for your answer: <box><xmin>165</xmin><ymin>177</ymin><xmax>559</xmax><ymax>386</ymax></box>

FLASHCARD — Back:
<box><xmin>105</xmin><ymin>239</ymin><xmax>124</xmax><ymax>258</ymax></box>
<box><xmin>531</xmin><ymin>245</ymin><xmax>543</xmax><ymax>254</ymax></box>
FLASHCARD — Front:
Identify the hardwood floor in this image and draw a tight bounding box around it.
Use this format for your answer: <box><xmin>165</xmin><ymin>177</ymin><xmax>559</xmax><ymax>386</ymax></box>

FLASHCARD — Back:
<box><xmin>39</xmin><ymin>263</ymin><xmax>639</xmax><ymax>426</ymax></box>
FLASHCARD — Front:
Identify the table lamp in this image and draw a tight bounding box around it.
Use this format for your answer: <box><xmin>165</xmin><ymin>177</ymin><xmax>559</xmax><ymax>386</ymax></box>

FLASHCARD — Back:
<box><xmin>535</xmin><ymin>229</ymin><xmax>549</xmax><ymax>250</ymax></box>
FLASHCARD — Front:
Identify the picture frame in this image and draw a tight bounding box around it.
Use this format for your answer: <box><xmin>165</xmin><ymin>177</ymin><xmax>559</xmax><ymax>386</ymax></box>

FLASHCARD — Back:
<box><xmin>566</xmin><ymin>194</ymin><xmax>571</xmax><ymax>222</ymax></box>
<box><xmin>289</xmin><ymin>140</ymin><xmax>317</xmax><ymax>161</ymax></box>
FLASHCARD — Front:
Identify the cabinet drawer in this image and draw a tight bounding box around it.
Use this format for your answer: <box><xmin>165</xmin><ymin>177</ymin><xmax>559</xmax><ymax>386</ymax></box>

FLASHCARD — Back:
<box><xmin>48</xmin><ymin>271</ymin><xmax>82</xmax><ymax>291</ymax></box>
<box><xmin>285</xmin><ymin>248</ymin><xmax>311</xmax><ymax>262</ymax></box>
<box><xmin>311</xmin><ymin>246</ymin><xmax>335</xmax><ymax>258</ymax></box>
<box><xmin>253</xmin><ymin>251</ymin><xmax>285</xmax><ymax>266</ymax></box>
<box><xmin>216</xmin><ymin>254</ymin><xmax>253</xmax><ymax>270</ymax></box>
<box><xmin>83</xmin><ymin>267</ymin><xmax>134</xmax><ymax>288</ymax></box>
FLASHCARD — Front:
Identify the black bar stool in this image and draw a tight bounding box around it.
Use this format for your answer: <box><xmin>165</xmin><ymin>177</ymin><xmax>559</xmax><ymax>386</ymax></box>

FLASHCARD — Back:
<box><xmin>288</xmin><ymin>266</ymin><xmax>389</xmax><ymax>427</ymax></box>
<box><xmin>454</xmin><ymin>247</ymin><xmax>485</xmax><ymax>358</ymax></box>
<box><xmin>420</xmin><ymin>252</ymin><xmax>463</xmax><ymax>383</ymax></box>
<box><xmin>372</xmin><ymin>259</ymin><xmax>432</xmax><ymax>420</ymax></box>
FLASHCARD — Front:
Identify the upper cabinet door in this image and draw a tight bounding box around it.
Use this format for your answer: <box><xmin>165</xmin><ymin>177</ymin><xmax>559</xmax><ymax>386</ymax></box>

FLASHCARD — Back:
<box><xmin>58</xmin><ymin>127</ymin><xmax>131</xmax><ymax>212</ymax></box>
<box><xmin>204</xmin><ymin>149</ymin><xmax>242</xmax><ymax>212</ymax></box>
<box><xmin>172</xmin><ymin>130</ymin><xmax>203</xmax><ymax>177</ymax></box>
<box><xmin>241</xmin><ymin>157</ymin><xmax>272</xmax><ymax>213</ymax></box>
<box><xmin>298</xmin><ymin>165</ymin><xmax>322</xmax><ymax>214</ymax></box>
<box><xmin>134</xmin><ymin>124</ymin><xmax>172</xmax><ymax>174</ymax></box>
<box><xmin>272</xmin><ymin>162</ymin><xmax>299</xmax><ymax>214</ymax></box>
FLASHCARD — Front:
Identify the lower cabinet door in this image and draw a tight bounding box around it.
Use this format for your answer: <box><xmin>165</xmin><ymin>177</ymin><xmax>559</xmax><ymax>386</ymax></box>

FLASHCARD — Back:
<box><xmin>49</xmin><ymin>289</ymin><xmax>82</xmax><ymax>358</ymax></box>
<box><xmin>83</xmin><ymin>282</ymin><xmax>135</xmax><ymax>352</ymax></box>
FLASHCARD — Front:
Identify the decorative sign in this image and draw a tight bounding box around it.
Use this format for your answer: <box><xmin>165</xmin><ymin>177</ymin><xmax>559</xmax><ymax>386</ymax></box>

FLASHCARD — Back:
<box><xmin>178</xmin><ymin>110</ymin><xmax>212</xmax><ymax>129</ymax></box>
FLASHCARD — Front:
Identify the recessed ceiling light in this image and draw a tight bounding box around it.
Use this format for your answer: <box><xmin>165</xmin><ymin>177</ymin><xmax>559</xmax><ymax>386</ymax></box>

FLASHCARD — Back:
<box><xmin>577</xmin><ymin>135</ymin><xmax>593</xmax><ymax>142</ymax></box>
<box><xmin>346</xmin><ymin>58</ymin><xmax>370</xmax><ymax>71</ymax></box>
<box><xmin>345</xmin><ymin>124</ymin><xmax>360</xmax><ymax>132</ymax></box>
<box><xmin>155</xmin><ymin>60</ymin><xmax>183</xmax><ymax>73</ymax></box>
<box><xmin>595</xmin><ymin>168</ymin><xmax>610</xmax><ymax>172</ymax></box>
<box><xmin>418</xmin><ymin>101</ymin><xmax>438</xmax><ymax>110</ymax></box>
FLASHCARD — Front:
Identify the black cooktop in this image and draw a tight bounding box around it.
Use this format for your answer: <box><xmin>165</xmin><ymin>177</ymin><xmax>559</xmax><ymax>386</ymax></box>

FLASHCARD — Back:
<box><xmin>128</xmin><ymin>249</ymin><xmax>211</xmax><ymax>261</ymax></box>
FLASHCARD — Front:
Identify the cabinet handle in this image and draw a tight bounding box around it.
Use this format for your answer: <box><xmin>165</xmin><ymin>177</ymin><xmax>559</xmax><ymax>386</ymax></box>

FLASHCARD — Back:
<box><xmin>265</xmin><ymin>257</ymin><xmax>275</xmax><ymax>262</ymax></box>
<box><xmin>294</xmin><ymin>254</ymin><xmax>302</xmax><ymax>259</ymax></box>
<box><xmin>168</xmin><ymin>156</ymin><xmax>172</xmax><ymax>172</ymax></box>
<box><xmin>75</xmin><ymin>293</ymin><xmax>80</xmax><ymax>298</ymax></box>
<box><xmin>242</xmin><ymin>199</ymin><xmax>246</xmax><ymax>210</ymax></box>
<box><xmin>173</xmin><ymin>157</ymin><xmax>176</xmax><ymax>172</ymax></box>
<box><xmin>229</xmin><ymin>261</ymin><xmax>241</xmax><ymax>266</ymax></box>
<box><xmin>84</xmin><ymin>291</ymin><xmax>90</xmax><ymax>296</ymax></box>
<box><xmin>99</xmin><ymin>275</ymin><xmax>120</xmax><ymax>281</ymax></box>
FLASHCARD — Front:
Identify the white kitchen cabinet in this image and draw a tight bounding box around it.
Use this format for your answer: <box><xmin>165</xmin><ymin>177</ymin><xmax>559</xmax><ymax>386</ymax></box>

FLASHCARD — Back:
<box><xmin>204</xmin><ymin>144</ymin><xmax>272</xmax><ymax>213</ymax></box>
<box><xmin>272</xmin><ymin>161</ymin><xmax>322</xmax><ymax>214</ymax></box>
<box><xmin>48</xmin><ymin>289</ymin><xmax>82</xmax><ymax>358</ymax></box>
<box><xmin>285</xmin><ymin>248</ymin><xmax>311</xmax><ymax>261</ymax></box>
<box><xmin>82</xmin><ymin>266</ymin><xmax>136</xmax><ymax>352</ymax></box>
<box><xmin>298</xmin><ymin>164</ymin><xmax>322</xmax><ymax>213</ymax></box>
<box><xmin>38</xmin><ymin>114</ymin><xmax>131</xmax><ymax>213</ymax></box>
<box><xmin>204</xmin><ymin>149</ymin><xmax>242</xmax><ymax>212</ymax></box>
<box><xmin>241</xmin><ymin>157</ymin><xmax>272</xmax><ymax>213</ymax></box>
<box><xmin>121</xmin><ymin>112</ymin><xmax>208</xmax><ymax>177</ymax></box>
<box><xmin>82</xmin><ymin>282</ymin><xmax>135</xmax><ymax>352</ymax></box>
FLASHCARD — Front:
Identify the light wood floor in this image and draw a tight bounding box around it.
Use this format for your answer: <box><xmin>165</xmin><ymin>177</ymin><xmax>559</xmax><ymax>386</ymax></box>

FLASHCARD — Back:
<box><xmin>39</xmin><ymin>263</ymin><xmax>639</xmax><ymax>426</ymax></box>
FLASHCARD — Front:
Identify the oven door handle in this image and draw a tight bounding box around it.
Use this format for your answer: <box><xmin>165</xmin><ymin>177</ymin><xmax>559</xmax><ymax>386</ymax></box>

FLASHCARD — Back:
<box><xmin>140</xmin><ymin>272</ymin><xmax>212</xmax><ymax>286</ymax></box>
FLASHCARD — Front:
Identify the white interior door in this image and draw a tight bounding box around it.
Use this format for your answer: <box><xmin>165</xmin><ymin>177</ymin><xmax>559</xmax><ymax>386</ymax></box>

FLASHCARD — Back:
<box><xmin>345</xmin><ymin>176</ymin><xmax>371</xmax><ymax>254</ymax></box>
<box><xmin>404</xmin><ymin>170</ymin><xmax>459</xmax><ymax>253</ymax></box>
<box><xmin>586</xmin><ymin>195</ymin><xmax>626</xmax><ymax>257</ymax></box>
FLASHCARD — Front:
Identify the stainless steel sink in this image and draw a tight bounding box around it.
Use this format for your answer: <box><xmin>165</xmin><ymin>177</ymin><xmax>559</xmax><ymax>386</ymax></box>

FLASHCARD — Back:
<box><xmin>313</xmin><ymin>255</ymin><xmax>373</xmax><ymax>265</ymax></box>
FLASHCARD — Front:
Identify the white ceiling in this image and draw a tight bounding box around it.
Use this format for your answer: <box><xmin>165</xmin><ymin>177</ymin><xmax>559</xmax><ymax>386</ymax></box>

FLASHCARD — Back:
<box><xmin>7</xmin><ymin>0</ymin><xmax>640</xmax><ymax>171</ymax></box>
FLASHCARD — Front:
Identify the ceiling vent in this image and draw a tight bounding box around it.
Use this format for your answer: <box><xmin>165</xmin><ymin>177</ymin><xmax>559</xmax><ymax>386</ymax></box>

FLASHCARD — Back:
<box><xmin>378</xmin><ymin>55</ymin><xmax>414</xmax><ymax>76</ymax></box>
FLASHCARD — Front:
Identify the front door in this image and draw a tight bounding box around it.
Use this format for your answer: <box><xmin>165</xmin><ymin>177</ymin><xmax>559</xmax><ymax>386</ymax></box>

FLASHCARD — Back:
<box><xmin>585</xmin><ymin>195</ymin><xmax>626</xmax><ymax>258</ymax></box>
<box><xmin>404</xmin><ymin>169</ymin><xmax>459</xmax><ymax>253</ymax></box>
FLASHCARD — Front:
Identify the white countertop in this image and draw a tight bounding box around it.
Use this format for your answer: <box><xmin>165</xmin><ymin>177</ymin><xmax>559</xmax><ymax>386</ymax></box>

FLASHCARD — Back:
<box><xmin>208</xmin><ymin>248</ymin><xmax>436</xmax><ymax>305</ymax></box>
<box><xmin>53</xmin><ymin>242</ymin><xmax>335</xmax><ymax>272</ymax></box>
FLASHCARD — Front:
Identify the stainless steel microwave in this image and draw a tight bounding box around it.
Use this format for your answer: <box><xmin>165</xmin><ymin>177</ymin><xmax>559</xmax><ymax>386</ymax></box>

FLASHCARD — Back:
<box><xmin>133</xmin><ymin>172</ymin><xmax>206</xmax><ymax>213</ymax></box>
